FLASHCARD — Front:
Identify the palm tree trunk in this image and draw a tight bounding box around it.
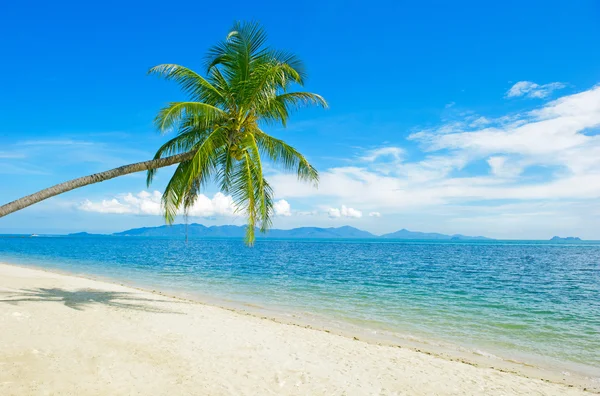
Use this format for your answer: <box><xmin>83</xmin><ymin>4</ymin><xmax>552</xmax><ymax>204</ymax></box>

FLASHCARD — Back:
<box><xmin>0</xmin><ymin>152</ymin><xmax>194</xmax><ymax>218</ymax></box>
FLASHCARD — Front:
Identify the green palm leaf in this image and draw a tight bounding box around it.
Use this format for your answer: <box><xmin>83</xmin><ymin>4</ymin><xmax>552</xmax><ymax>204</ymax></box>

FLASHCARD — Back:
<box><xmin>148</xmin><ymin>64</ymin><xmax>224</xmax><ymax>103</ymax></box>
<box><xmin>154</xmin><ymin>102</ymin><xmax>226</xmax><ymax>134</ymax></box>
<box><xmin>254</xmin><ymin>129</ymin><xmax>319</xmax><ymax>185</ymax></box>
<box><xmin>147</xmin><ymin>21</ymin><xmax>327</xmax><ymax>245</ymax></box>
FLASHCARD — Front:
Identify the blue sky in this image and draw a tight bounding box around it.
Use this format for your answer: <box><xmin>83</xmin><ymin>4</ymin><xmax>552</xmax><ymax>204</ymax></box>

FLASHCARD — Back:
<box><xmin>1</xmin><ymin>0</ymin><xmax>600</xmax><ymax>238</ymax></box>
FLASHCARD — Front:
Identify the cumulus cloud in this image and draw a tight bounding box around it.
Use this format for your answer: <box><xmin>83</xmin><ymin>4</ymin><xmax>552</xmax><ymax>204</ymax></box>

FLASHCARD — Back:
<box><xmin>506</xmin><ymin>81</ymin><xmax>566</xmax><ymax>99</ymax></box>
<box><xmin>328</xmin><ymin>205</ymin><xmax>362</xmax><ymax>218</ymax></box>
<box><xmin>79</xmin><ymin>191</ymin><xmax>236</xmax><ymax>217</ymax></box>
<box><xmin>188</xmin><ymin>193</ymin><xmax>236</xmax><ymax>217</ymax></box>
<box><xmin>273</xmin><ymin>199</ymin><xmax>292</xmax><ymax>216</ymax></box>
<box><xmin>369</xmin><ymin>212</ymin><xmax>381</xmax><ymax>217</ymax></box>
<box><xmin>80</xmin><ymin>197</ymin><xmax>134</xmax><ymax>214</ymax></box>
<box><xmin>271</xmin><ymin>84</ymin><xmax>600</xmax><ymax>214</ymax></box>
<box><xmin>342</xmin><ymin>206</ymin><xmax>363</xmax><ymax>218</ymax></box>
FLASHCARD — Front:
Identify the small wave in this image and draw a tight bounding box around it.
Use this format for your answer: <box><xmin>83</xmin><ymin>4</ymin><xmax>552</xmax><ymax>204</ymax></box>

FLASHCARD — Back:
<box><xmin>473</xmin><ymin>349</ymin><xmax>501</xmax><ymax>359</ymax></box>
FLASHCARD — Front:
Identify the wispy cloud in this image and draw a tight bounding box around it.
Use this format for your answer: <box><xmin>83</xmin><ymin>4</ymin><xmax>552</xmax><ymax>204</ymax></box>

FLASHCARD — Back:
<box><xmin>0</xmin><ymin>152</ymin><xmax>26</xmax><ymax>159</ymax></box>
<box><xmin>413</xmin><ymin>85</ymin><xmax>600</xmax><ymax>168</ymax></box>
<box><xmin>19</xmin><ymin>139</ymin><xmax>96</xmax><ymax>146</ymax></box>
<box><xmin>469</xmin><ymin>116</ymin><xmax>491</xmax><ymax>128</ymax></box>
<box><xmin>505</xmin><ymin>81</ymin><xmax>566</xmax><ymax>99</ymax></box>
<box><xmin>360</xmin><ymin>147</ymin><xmax>404</xmax><ymax>162</ymax></box>
<box><xmin>270</xmin><ymin>84</ymin><xmax>600</xmax><ymax>218</ymax></box>
<box><xmin>0</xmin><ymin>163</ymin><xmax>50</xmax><ymax>175</ymax></box>
<box><xmin>0</xmin><ymin>138</ymin><xmax>154</xmax><ymax>176</ymax></box>
<box><xmin>486</xmin><ymin>156</ymin><xmax>524</xmax><ymax>178</ymax></box>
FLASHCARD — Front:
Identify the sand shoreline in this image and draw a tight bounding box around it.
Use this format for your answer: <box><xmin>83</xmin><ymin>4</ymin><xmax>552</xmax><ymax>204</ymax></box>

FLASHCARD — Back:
<box><xmin>0</xmin><ymin>262</ymin><xmax>596</xmax><ymax>395</ymax></box>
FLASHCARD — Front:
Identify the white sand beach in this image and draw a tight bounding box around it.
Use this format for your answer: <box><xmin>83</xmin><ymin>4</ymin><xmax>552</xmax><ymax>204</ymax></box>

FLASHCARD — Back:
<box><xmin>0</xmin><ymin>263</ymin><xmax>593</xmax><ymax>395</ymax></box>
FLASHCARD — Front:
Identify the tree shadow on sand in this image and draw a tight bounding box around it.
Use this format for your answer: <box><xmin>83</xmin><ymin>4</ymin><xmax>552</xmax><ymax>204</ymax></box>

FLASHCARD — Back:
<box><xmin>0</xmin><ymin>288</ymin><xmax>186</xmax><ymax>314</ymax></box>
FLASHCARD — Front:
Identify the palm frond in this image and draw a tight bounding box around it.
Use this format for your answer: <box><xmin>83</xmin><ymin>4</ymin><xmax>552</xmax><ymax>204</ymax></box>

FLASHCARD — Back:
<box><xmin>148</xmin><ymin>64</ymin><xmax>224</xmax><ymax>103</ymax></box>
<box><xmin>161</xmin><ymin>159</ymin><xmax>198</xmax><ymax>224</ymax></box>
<box><xmin>263</xmin><ymin>49</ymin><xmax>307</xmax><ymax>85</ymax></box>
<box><xmin>160</xmin><ymin>127</ymin><xmax>228</xmax><ymax>222</ymax></box>
<box><xmin>254</xmin><ymin>129</ymin><xmax>319</xmax><ymax>185</ymax></box>
<box><xmin>277</xmin><ymin>92</ymin><xmax>328</xmax><ymax>110</ymax></box>
<box><xmin>241</xmin><ymin>62</ymin><xmax>301</xmax><ymax>116</ymax></box>
<box><xmin>147</xmin><ymin>22</ymin><xmax>326</xmax><ymax>246</ymax></box>
<box><xmin>146</xmin><ymin>126</ymin><xmax>211</xmax><ymax>186</ymax></box>
<box><xmin>208</xmin><ymin>67</ymin><xmax>232</xmax><ymax>102</ymax></box>
<box><xmin>255</xmin><ymin>91</ymin><xmax>327</xmax><ymax>126</ymax></box>
<box><xmin>154</xmin><ymin>102</ymin><xmax>226</xmax><ymax>133</ymax></box>
<box><xmin>246</xmin><ymin>134</ymin><xmax>273</xmax><ymax>233</ymax></box>
<box><xmin>216</xmin><ymin>146</ymin><xmax>236</xmax><ymax>193</ymax></box>
<box><xmin>230</xmin><ymin>152</ymin><xmax>257</xmax><ymax>245</ymax></box>
<box><xmin>207</xmin><ymin>21</ymin><xmax>269</xmax><ymax>72</ymax></box>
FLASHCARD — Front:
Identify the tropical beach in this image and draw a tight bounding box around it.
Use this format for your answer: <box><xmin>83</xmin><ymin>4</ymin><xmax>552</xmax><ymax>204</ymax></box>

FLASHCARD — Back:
<box><xmin>0</xmin><ymin>262</ymin><xmax>594</xmax><ymax>395</ymax></box>
<box><xmin>2</xmin><ymin>1</ymin><xmax>600</xmax><ymax>395</ymax></box>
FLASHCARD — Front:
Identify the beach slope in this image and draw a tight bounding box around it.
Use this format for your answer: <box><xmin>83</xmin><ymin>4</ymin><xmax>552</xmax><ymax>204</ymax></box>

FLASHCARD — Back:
<box><xmin>0</xmin><ymin>263</ymin><xmax>589</xmax><ymax>395</ymax></box>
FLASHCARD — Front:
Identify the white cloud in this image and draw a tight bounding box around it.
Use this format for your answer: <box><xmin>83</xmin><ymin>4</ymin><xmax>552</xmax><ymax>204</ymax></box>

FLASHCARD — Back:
<box><xmin>0</xmin><ymin>163</ymin><xmax>49</xmax><ymax>175</ymax></box>
<box><xmin>360</xmin><ymin>147</ymin><xmax>404</xmax><ymax>162</ymax></box>
<box><xmin>271</xmin><ymin>85</ymin><xmax>600</xmax><ymax>214</ymax></box>
<box><xmin>328</xmin><ymin>208</ymin><xmax>341</xmax><ymax>218</ymax></box>
<box><xmin>273</xmin><ymin>199</ymin><xmax>292</xmax><ymax>216</ymax></box>
<box><xmin>2</xmin><ymin>138</ymin><xmax>152</xmax><ymax>174</ymax></box>
<box><xmin>327</xmin><ymin>205</ymin><xmax>363</xmax><ymax>219</ymax></box>
<box><xmin>506</xmin><ymin>81</ymin><xmax>566</xmax><ymax>99</ymax></box>
<box><xmin>369</xmin><ymin>212</ymin><xmax>381</xmax><ymax>217</ymax></box>
<box><xmin>19</xmin><ymin>139</ymin><xmax>95</xmax><ymax>146</ymax></box>
<box><xmin>487</xmin><ymin>156</ymin><xmax>523</xmax><ymax>178</ymax></box>
<box><xmin>411</xmin><ymin>85</ymin><xmax>600</xmax><ymax>168</ymax></box>
<box><xmin>80</xmin><ymin>198</ymin><xmax>133</xmax><ymax>214</ymax></box>
<box><xmin>0</xmin><ymin>152</ymin><xmax>26</xmax><ymax>159</ymax></box>
<box><xmin>297</xmin><ymin>210</ymin><xmax>317</xmax><ymax>216</ymax></box>
<box><xmin>79</xmin><ymin>191</ymin><xmax>237</xmax><ymax>217</ymax></box>
<box><xmin>187</xmin><ymin>193</ymin><xmax>236</xmax><ymax>217</ymax></box>
<box><xmin>469</xmin><ymin>116</ymin><xmax>491</xmax><ymax>127</ymax></box>
<box><xmin>121</xmin><ymin>190</ymin><xmax>162</xmax><ymax>215</ymax></box>
<box><xmin>341</xmin><ymin>205</ymin><xmax>362</xmax><ymax>218</ymax></box>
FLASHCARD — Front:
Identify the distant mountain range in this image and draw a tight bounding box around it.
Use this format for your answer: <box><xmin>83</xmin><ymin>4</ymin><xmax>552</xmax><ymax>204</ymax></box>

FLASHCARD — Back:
<box><xmin>68</xmin><ymin>224</ymin><xmax>492</xmax><ymax>240</ymax></box>
<box><xmin>550</xmin><ymin>236</ymin><xmax>582</xmax><ymax>242</ymax></box>
<box><xmin>380</xmin><ymin>228</ymin><xmax>490</xmax><ymax>240</ymax></box>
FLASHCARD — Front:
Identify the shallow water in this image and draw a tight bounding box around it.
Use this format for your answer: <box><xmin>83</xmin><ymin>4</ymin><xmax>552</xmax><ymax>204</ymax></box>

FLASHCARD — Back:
<box><xmin>1</xmin><ymin>236</ymin><xmax>599</xmax><ymax>378</ymax></box>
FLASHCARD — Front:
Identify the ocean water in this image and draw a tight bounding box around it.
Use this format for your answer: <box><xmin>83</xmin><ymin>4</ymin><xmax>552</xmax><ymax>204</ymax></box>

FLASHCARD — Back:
<box><xmin>1</xmin><ymin>236</ymin><xmax>599</xmax><ymax>379</ymax></box>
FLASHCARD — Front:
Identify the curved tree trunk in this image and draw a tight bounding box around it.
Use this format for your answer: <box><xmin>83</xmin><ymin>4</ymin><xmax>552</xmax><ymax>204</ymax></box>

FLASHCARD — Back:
<box><xmin>0</xmin><ymin>151</ymin><xmax>195</xmax><ymax>218</ymax></box>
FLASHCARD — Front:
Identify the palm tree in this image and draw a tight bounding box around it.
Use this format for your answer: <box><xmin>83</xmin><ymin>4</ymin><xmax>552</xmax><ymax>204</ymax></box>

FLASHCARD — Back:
<box><xmin>0</xmin><ymin>21</ymin><xmax>326</xmax><ymax>245</ymax></box>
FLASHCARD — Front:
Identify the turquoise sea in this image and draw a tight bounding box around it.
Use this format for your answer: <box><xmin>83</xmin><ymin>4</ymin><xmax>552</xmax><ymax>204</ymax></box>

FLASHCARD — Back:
<box><xmin>1</xmin><ymin>236</ymin><xmax>599</xmax><ymax>381</ymax></box>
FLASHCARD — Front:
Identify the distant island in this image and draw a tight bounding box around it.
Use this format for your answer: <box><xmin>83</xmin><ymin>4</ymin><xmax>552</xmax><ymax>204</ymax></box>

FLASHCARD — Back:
<box><xmin>550</xmin><ymin>236</ymin><xmax>582</xmax><ymax>241</ymax></box>
<box><xmin>380</xmin><ymin>228</ymin><xmax>490</xmax><ymax>241</ymax></box>
<box><xmin>67</xmin><ymin>224</ymin><xmax>493</xmax><ymax>241</ymax></box>
<box><xmin>67</xmin><ymin>232</ymin><xmax>105</xmax><ymax>237</ymax></box>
